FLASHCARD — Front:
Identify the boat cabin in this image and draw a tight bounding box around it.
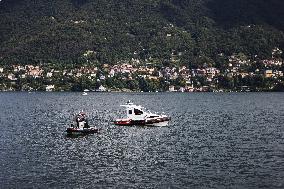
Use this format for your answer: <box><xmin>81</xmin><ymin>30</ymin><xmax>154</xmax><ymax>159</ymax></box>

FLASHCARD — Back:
<box><xmin>121</xmin><ymin>104</ymin><xmax>149</xmax><ymax>121</ymax></box>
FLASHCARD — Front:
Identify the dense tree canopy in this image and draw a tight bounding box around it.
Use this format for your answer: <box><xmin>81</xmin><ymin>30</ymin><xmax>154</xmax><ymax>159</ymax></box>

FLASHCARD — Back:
<box><xmin>0</xmin><ymin>0</ymin><xmax>284</xmax><ymax>66</ymax></box>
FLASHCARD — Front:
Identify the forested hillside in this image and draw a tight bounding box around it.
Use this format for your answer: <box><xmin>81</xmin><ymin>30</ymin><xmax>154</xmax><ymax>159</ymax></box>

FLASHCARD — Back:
<box><xmin>1</xmin><ymin>0</ymin><xmax>284</xmax><ymax>67</ymax></box>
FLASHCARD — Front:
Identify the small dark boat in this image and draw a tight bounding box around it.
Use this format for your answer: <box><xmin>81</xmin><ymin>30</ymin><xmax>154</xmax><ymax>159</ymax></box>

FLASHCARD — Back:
<box><xmin>66</xmin><ymin>127</ymin><xmax>99</xmax><ymax>135</ymax></box>
<box><xmin>66</xmin><ymin>111</ymin><xmax>99</xmax><ymax>135</ymax></box>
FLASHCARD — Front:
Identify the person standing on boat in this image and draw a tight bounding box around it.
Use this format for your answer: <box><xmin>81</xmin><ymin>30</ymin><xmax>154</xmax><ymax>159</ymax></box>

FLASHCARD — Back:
<box><xmin>84</xmin><ymin>116</ymin><xmax>89</xmax><ymax>128</ymax></box>
<box><xmin>74</xmin><ymin>114</ymin><xmax>80</xmax><ymax>128</ymax></box>
<box><xmin>74</xmin><ymin>112</ymin><xmax>84</xmax><ymax>128</ymax></box>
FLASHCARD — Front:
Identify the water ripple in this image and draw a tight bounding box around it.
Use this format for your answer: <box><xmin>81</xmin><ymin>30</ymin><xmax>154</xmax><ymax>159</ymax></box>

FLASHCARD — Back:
<box><xmin>0</xmin><ymin>92</ymin><xmax>283</xmax><ymax>188</ymax></box>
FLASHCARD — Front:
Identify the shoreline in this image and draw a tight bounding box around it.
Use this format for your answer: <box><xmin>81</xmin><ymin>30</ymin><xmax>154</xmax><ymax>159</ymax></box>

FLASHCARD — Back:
<box><xmin>0</xmin><ymin>90</ymin><xmax>283</xmax><ymax>93</ymax></box>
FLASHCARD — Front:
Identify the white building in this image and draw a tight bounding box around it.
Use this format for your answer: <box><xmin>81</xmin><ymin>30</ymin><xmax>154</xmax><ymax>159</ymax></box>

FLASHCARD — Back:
<box><xmin>97</xmin><ymin>85</ymin><xmax>107</xmax><ymax>92</ymax></box>
<box><xmin>46</xmin><ymin>85</ymin><xmax>55</xmax><ymax>92</ymax></box>
<box><xmin>7</xmin><ymin>74</ymin><xmax>17</xmax><ymax>81</ymax></box>
<box><xmin>169</xmin><ymin>85</ymin><xmax>176</xmax><ymax>92</ymax></box>
<box><xmin>46</xmin><ymin>72</ymin><xmax>53</xmax><ymax>77</ymax></box>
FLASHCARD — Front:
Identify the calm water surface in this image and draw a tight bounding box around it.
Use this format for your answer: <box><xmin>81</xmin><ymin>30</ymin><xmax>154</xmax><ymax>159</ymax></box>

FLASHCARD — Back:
<box><xmin>0</xmin><ymin>92</ymin><xmax>283</xmax><ymax>188</ymax></box>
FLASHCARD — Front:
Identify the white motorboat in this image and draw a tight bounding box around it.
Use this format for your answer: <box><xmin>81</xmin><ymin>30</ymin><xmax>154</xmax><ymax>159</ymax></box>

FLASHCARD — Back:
<box><xmin>114</xmin><ymin>101</ymin><xmax>170</xmax><ymax>127</ymax></box>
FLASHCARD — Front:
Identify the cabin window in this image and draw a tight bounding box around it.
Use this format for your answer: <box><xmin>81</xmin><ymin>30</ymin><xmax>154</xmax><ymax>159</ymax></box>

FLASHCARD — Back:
<box><xmin>134</xmin><ymin>109</ymin><xmax>143</xmax><ymax>115</ymax></box>
<box><xmin>129</xmin><ymin>110</ymin><xmax>132</xmax><ymax>114</ymax></box>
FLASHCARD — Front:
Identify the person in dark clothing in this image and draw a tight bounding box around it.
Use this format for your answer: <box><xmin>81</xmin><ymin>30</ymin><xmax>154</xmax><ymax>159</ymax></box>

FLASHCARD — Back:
<box><xmin>83</xmin><ymin>118</ymin><xmax>90</xmax><ymax>128</ymax></box>
<box><xmin>75</xmin><ymin>117</ymin><xmax>80</xmax><ymax>128</ymax></box>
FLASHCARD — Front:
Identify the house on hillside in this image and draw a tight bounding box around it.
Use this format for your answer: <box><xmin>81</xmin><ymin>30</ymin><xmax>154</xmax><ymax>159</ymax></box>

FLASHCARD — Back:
<box><xmin>96</xmin><ymin>85</ymin><xmax>107</xmax><ymax>92</ymax></box>
<box><xmin>46</xmin><ymin>85</ymin><xmax>55</xmax><ymax>92</ymax></box>
<box><xmin>264</xmin><ymin>70</ymin><xmax>273</xmax><ymax>78</ymax></box>
<box><xmin>168</xmin><ymin>85</ymin><xmax>176</xmax><ymax>92</ymax></box>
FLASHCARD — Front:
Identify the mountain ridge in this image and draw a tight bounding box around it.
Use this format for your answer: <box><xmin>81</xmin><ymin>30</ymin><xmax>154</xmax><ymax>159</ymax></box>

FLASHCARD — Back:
<box><xmin>1</xmin><ymin>0</ymin><xmax>284</xmax><ymax>66</ymax></box>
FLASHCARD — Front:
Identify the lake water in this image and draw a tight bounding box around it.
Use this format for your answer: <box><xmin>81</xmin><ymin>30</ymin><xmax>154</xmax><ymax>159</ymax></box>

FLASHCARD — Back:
<box><xmin>0</xmin><ymin>92</ymin><xmax>283</xmax><ymax>188</ymax></box>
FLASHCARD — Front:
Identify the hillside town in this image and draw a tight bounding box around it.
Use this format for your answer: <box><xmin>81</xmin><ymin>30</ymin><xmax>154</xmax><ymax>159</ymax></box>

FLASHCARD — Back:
<box><xmin>0</xmin><ymin>50</ymin><xmax>283</xmax><ymax>92</ymax></box>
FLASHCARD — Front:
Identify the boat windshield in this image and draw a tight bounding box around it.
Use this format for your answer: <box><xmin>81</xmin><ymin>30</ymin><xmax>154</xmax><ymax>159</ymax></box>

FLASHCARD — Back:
<box><xmin>141</xmin><ymin>107</ymin><xmax>152</xmax><ymax>114</ymax></box>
